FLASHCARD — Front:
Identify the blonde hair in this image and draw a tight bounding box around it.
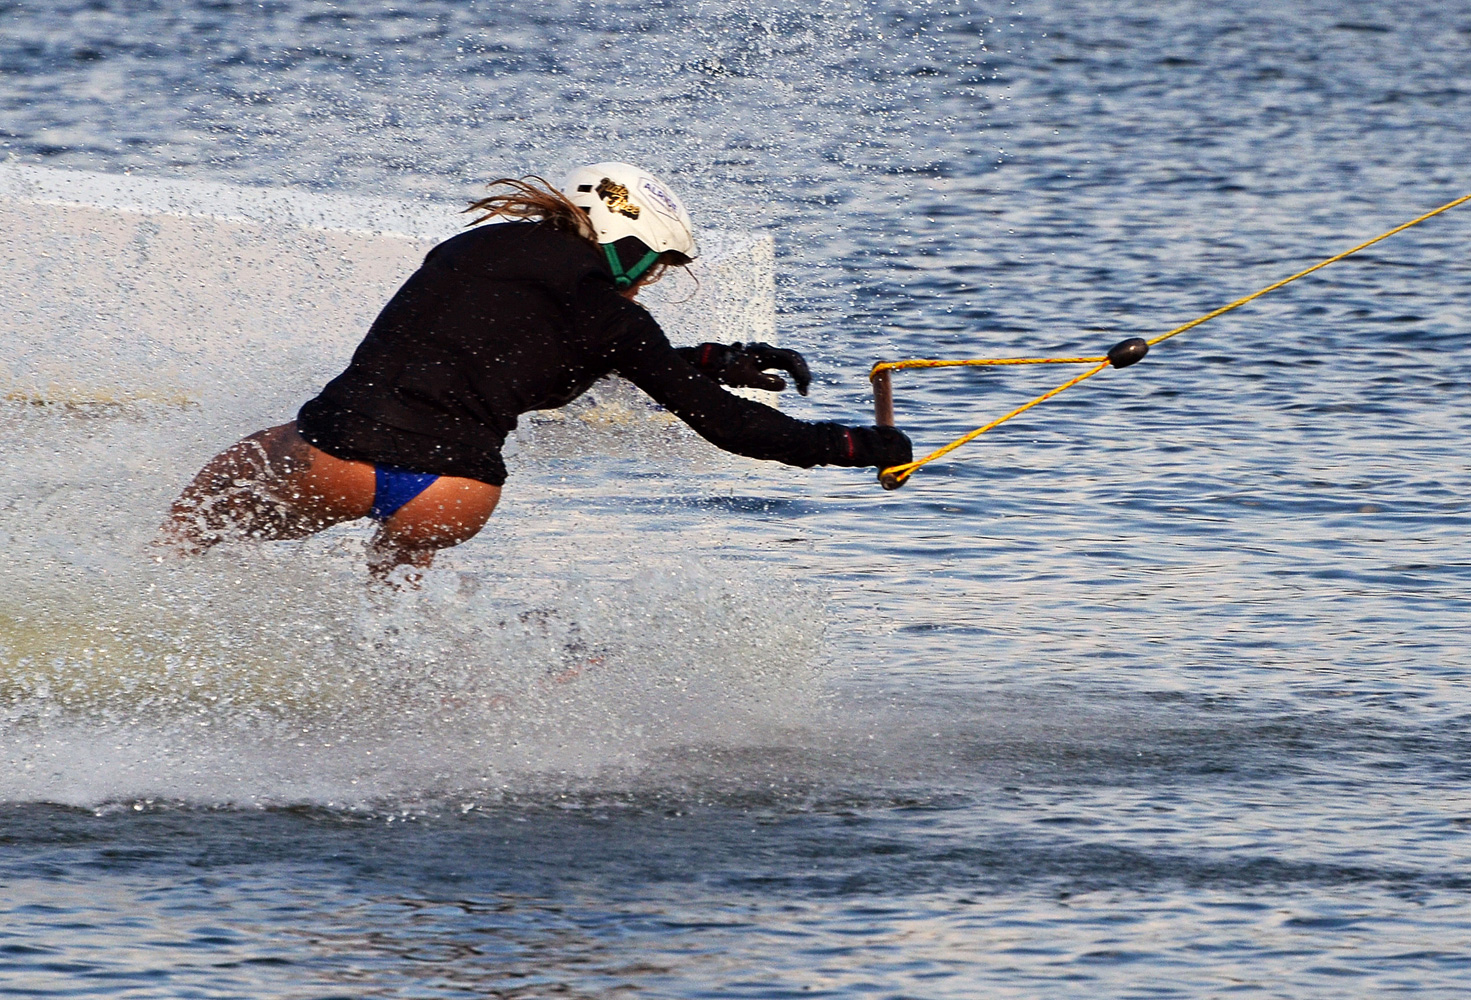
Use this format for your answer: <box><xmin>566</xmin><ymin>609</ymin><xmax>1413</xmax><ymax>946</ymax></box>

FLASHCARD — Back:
<box><xmin>464</xmin><ymin>175</ymin><xmax>685</xmax><ymax>289</ymax></box>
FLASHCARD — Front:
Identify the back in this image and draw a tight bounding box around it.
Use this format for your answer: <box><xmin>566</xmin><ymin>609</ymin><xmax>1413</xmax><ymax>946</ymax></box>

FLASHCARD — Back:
<box><xmin>313</xmin><ymin>221</ymin><xmax>651</xmax><ymax>449</ymax></box>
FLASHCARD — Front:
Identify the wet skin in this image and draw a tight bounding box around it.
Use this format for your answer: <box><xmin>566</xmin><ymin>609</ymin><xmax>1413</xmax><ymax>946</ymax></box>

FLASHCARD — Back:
<box><xmin>161</xmin><ymin>421</ymin><xmax>501</xmax><ymax>580</ymax></box>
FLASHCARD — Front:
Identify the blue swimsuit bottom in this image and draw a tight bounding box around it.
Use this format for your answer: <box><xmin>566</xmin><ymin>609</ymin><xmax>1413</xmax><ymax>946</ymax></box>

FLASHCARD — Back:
<box><xmin>369</xmin><ymin>464</ymin><xmax>440</xmax><ymax>523</ymax></box>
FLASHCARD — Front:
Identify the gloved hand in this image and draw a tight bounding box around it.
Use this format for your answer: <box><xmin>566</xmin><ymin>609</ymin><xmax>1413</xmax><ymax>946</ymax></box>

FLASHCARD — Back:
<box><xmin>739</xmin><ymin>342</ymin><xmax>811</xmax><ymax>395</ymax></box>
<box><xmin>677</xmin><ymin>342</ymin><xmax>812</xmax><ymax>395</ymax></box>
<box><xmin>841</xmin><ymin>425</ymin><xmax>913</xmax><ymax>470</ymax></box>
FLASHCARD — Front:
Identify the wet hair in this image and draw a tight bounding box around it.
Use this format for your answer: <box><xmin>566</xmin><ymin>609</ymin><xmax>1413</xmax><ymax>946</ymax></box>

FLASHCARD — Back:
<box><xmin>464</xmin><ymin>175</ymin><xmax>688</xmax><ymax>290</ymax></box>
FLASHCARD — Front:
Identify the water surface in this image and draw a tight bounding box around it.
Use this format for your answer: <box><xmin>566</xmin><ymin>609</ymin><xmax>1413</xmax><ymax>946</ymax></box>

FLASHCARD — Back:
<box><xmin>3</xmin><ymin>1</ymin><xmax>1471</xmax><ymax>996</ymax></box>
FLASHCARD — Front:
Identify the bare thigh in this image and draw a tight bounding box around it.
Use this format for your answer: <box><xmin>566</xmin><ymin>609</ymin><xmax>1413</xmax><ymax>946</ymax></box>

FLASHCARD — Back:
<box><xmin>164</xmin><ymin>422</ymin><xmax>375</xmax><ymax>550</ymax></box>
<box><xmin>164</xmin><ymin>422</ymin><xmax>502</xmax><ymax>579</ymax></box>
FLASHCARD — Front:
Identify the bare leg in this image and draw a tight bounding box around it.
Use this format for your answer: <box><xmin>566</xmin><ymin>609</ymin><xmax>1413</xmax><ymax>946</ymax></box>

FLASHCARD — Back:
<box><xmin>366</xmin><ymin>477</ymin><xmax>502</xmax><ymax>582</ymax></box>
<box><xmin>161</xmin><ymin>422</ymin><xmax>500</xmax><ymax>579</ymax></box>
<box><xmin>160</xmin><ymin>422</ymin><xmax>375</xmax><ymax>554</ymax></box>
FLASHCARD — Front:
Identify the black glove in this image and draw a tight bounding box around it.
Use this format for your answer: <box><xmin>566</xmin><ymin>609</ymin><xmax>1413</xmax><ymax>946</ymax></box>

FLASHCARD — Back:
<box><xmin>677</xmin><ymin>342</ymin><xmax>812</xmax><ymax>395</ymax></box>
<box><xmin>840</xmin><ymin>425</ymin><xmax>913</xmax><ymax>470</ymax></box>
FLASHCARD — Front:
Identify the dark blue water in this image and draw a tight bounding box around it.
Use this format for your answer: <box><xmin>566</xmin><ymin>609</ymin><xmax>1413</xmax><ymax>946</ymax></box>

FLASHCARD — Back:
<box><xmin>4</xmin><ymin>1</ymin><xmax>1471</xmax><ymax>996</ymax></box>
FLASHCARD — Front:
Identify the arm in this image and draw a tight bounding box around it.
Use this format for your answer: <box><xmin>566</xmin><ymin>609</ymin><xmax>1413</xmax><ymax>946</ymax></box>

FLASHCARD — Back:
<box><xmin>609</xmin><ymin>319</ymin><xmax>908</xmax><ymax>470</ymax></box>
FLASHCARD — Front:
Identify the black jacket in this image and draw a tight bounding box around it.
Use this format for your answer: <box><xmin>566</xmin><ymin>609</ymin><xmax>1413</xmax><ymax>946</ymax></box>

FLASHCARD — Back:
<box><xmin>297</xmin><ymin>221</ymin><xmax>860</xmax><ymax>485</ymax></box>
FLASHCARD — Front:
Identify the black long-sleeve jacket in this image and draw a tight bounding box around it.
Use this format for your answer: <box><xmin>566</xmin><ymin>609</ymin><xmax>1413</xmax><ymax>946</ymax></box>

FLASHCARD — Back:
<box><xmin>297</xmin><ymin>220</ymin><xmax>859</xmax><ymax>485</ymax></box>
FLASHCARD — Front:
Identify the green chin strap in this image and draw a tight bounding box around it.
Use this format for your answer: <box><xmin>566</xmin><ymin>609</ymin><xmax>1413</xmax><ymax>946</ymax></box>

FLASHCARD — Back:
<box><xmin>603</xmin><ymin>243</ymin><xmax>661</xmax><ymax>290</ymax></box>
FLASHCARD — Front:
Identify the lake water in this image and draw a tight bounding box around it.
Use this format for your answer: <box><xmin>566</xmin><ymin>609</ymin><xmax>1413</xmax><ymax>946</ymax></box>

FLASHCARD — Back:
<box><xmin>3</xmin><ymin>1</ymin><xmax>1471</xmax><ymax>996</ymax></box>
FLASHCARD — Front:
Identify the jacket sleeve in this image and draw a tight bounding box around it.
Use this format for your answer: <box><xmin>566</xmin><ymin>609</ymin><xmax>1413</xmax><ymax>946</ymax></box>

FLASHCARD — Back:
<box><xmin>601</xmin><ymin>311</ymin><xmax>858</xmax><ymax>469</ymax></box>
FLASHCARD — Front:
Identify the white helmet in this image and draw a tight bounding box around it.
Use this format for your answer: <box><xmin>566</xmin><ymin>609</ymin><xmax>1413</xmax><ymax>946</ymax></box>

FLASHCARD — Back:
<box><xmin>561</xmin><ymin>161</ymin><xmax>698</xmax><ymax>260</ymax></box>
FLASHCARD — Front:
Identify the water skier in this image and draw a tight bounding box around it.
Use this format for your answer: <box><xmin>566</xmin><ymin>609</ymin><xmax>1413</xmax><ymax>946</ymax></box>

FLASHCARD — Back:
<box><xmin>161</xmin><ymin>162</ymin><xmax>912</xmax><ymax>578</ymax></box>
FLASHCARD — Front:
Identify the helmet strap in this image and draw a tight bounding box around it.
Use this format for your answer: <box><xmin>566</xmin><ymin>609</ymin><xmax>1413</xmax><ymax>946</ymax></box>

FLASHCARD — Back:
<box><xmin>603</xmin><ymin>243</ymin><xmax>661</xmax><ymax>290</ymax></box>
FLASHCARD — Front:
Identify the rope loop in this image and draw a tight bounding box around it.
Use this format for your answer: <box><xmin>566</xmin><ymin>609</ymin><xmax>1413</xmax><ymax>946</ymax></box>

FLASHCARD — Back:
<box><xmin>874</xmin><ymin>192</ymin><xmax>1471</xmax><ymax>488</ymax></box>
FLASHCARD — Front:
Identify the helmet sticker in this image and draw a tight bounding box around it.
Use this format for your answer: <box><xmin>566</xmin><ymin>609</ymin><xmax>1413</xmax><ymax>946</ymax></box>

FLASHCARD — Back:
<box><xmin>595</xmin><ymin>178</ymin><xmax>641</xmax><ymax>219</ymax></box>
<box><xmin>638</xmin><ymin>178</ymin><xmax>680</xmax><ymax>217</ymax></box>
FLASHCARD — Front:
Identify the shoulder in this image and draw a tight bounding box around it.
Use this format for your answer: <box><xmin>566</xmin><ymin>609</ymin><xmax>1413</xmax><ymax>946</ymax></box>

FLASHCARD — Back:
<box><xmin>591</xmin><ymin>293</ymin><xmax>673</xmax><ymax>358</ymax></box>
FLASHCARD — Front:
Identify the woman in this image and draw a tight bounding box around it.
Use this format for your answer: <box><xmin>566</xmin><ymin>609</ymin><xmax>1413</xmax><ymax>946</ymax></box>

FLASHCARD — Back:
<box><xmin>161</xmin><ymin>162</ymin><xmax>912</xmax><ymax>579</ymax></box>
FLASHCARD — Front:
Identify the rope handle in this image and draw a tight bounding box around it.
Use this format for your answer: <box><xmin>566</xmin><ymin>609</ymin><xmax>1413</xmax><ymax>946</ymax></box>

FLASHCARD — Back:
<box><xmin>872</xmin><ymin>192</ymin><xmax>1471</xmax><ymax>489</ymax></box>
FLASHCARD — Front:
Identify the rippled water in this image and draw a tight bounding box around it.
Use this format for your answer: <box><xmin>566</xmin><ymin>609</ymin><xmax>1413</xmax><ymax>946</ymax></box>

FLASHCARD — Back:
<box><xmin>4</xmin><ymin>1</ymin><xmax>1471</xmax><ymax>996</ymax></box>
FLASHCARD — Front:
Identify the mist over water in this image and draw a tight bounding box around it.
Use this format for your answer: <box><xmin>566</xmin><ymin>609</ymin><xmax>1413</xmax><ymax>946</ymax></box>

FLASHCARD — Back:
<box><xmin>4</xmin><ymin>0</ymin><xmax>1471</xmax><ymax>996</ymax></box>
<box><xmin>0</xmin><ymin>387</ymin><xmax>839</xmax><ymax>810</ymax></box>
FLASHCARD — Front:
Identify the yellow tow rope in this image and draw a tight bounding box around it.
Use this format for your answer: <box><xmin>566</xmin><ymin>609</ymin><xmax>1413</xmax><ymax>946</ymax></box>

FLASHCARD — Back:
<box><xmin>871</xmin><ymin>192</ymin><xmax>1471</xmax><ymax>490</ymax></box>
